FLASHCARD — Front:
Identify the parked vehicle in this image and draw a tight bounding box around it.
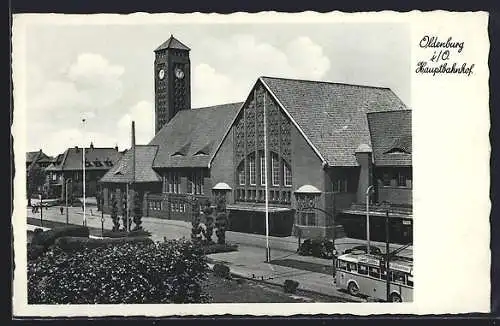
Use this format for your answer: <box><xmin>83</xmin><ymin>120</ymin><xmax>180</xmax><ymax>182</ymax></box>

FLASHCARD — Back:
<box><xmin>298</xmin><ymin>239</ymin><xmax>338</xmax><ymax>259</ymax></box>
<box><xmin>343</xmin><ymin>245</ymin><xmax>382</xmax><ymax>256</ymax></box>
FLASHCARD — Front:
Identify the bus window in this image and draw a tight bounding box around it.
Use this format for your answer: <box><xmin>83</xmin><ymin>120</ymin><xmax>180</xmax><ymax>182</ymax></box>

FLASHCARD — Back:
<box><xmin>369</xmin><ymin>267</ymin><xmax>380</xmax><ymax>279</ymax></box>
<box><xmin>358</xmin><ymin>264</ymin><xmax>368</xmax><ymax>275</ymax></box>
<box><xmin>338</xmin><ymin>260</ymin><xmax>347</xmax><ymax>270</ymax></box>
<box><xmin>381</xmin><ymin>268</ymin><xmax>387</xmax><ymax>280</ymax></box>
<box><xmin>347</xmin><ymin>262</ymin><xmax>357</xmax><ymax>272</ymax></box>
<box><xmin>391</xmin><ymin>271</ymin><xmax>406</xmax><ymax>284</ymax></box>
<box><xmin>407</xmin><ymin>275</ymin><xmax>414</xmax><ymax>287</ymax></box>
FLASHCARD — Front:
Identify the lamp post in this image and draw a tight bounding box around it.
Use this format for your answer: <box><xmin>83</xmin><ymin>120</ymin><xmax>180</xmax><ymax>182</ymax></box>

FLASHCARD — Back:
<box><xmin>82</xmin><ymin>118</ymin><xmax>87</xmax><ymax>227</ymax></box>
<box><xmin>39</xmin><ymin>193</ymin><xmax>43</xmax><ymax>227</ymax></box>
<box><xmin>65</xmin><ymin>178</ymin><xmax>72</xmax><ymax>224</ymax></box>
<box><xmin>365</xmin><ymin>185</ymin><xmax>375</xmax><ymax>254</ymax></box>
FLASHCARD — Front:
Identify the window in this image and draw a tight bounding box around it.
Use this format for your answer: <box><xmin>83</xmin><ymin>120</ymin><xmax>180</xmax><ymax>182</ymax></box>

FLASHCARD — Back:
<box><xmin>333</xmin><ymin>179</ymin><xmax>348</xmax><ymax>192</ymax></box>
<box><xmin>407</xmin><ymin>275</ymin><xmax>414</xmax><ymax>287</ymax></box>
<box><xmin>74</xmin><ymin>172</ymin><xmax>80</xmax><ymax>181</ymax></box>
<box><xmin>369</xmin><ymin>267</ymin><xmax>380</xmax><ymax>279</ymax></box>
<box><xmin>249</xmin><ymin>156</ymin><xmax>256</xmax><ymax>185</ymax></box>
<box><xmin>338</xmin><ymin>260</ymin><xmax>347</xmax><ymax>270</ymax></box>
<box><xmin>358</xmin><ymin>264</ymin><xmax>368</xmax><ymax>275</ymax></box>
<box><xmin>300</xmin><ymin>212</ymin><xmax>316</xmax><ymax>226</ymax></box>
<box><xmin>347</xmin><ymin>262</ymin><xmax>357</xmax><ymax>272</ymax></box>
<box><xmin>272</xmin><ymin>153</ymin><xmax>280</xmax><ymax>186</ymax></box>
<box><xmin>391</xmin><ymin>271</ymin><xmax>406</xmax><ymax>284</ymax></box>
<box><xmin>260</xmin><ymin>153</ymin><xmax>266</xmax><ymax>185</ymax></box>
<box><xmin>52</xmin><ymin>173</ymin><xmax>57</xmax><ymax>181</ymax></box>
<box><xmin>382</xmin><ymin>172</ymin><xmax>391</xmax><ymax>186</ymax></box>
<box><xmin>195</xmin><ymin>171</ymin><xmax>204</xmax><ymax>194</ymax></box>
<box><xmin>166</xmin><ymin>172</ymin><xmax>180</xmax><ymax>193</ymax></box>
<box><xmin>397</xmin><ymin>172</ymin><xmax>406</xmax><ymax>187</ymax></box>
<box><xmin>284</xmin><ymin>163</ymin><xmax>292</xmax><ymax>187</ymax></box>
<box><xmin>238</xmin><ymin>162</ymin><xmax>245</xmax><ymax>185</ymax></box>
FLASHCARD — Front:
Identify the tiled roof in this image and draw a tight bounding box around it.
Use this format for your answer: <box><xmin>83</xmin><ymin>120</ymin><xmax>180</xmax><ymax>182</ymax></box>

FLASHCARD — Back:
<box><xmin>155</xmin><ymin>35</ymin><xmax>190</xmax><ymax>52</ymax></box>
<box><xmin>60</xmin><ymin>147</ymin><xmax>123</xmax><ymax>171</ymax></box>
<box><xmin>100</xmin><ymin>145</ymin><xmax>161</xmax><ymax>183</ymax></box>
<box><xmin>367</xmin><ymin>109</ymin><xmax>412</xmax><ymax>166</ymax></box>
<box><xmin>260</xmin><ymin>77</ymin><xmax>407</xmax><ymax>166</ymax></box>
<box><xmin>150</xmin><ymin>102</ymin><xmax>242</xmax><ymax>168</ymax></box>
<box><xmin>26</xmin><ymin>150</ymin><xmax>51</xmax><ymax>164</ymax></box>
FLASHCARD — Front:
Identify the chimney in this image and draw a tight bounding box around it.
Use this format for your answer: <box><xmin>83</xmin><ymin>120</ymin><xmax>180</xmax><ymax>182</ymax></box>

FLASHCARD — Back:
<box><xmin>114</xmin><ymin>144</ymin><xmax>118</xmax><ymax>151</ymax></box>
<box><xmin>75</xmin><ymin>146</ymin><xmax>79</xmax><ymax>152</ymax></box>
<box><xmin>355</xmin><ymin>144</ymin><xmax>373</xmax><ymax>204</ymax></box>
<box><xmin>90</xmin><ymin>142</ymin><xmax>94</xmax><ymax>150</ymax></box>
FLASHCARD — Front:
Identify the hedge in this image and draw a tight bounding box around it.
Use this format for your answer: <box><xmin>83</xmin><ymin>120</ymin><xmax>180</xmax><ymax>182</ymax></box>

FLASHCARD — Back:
<box><xmin>31</xmin><ymin>226</ymin><xmax>89</xmax><ymax>250</ymax></box>
<box><xmin>201</xmin><ymin>243</ymin><xmax>238</xmax><ymax>255</ymax></box>
<box><xmin>28</xmin><ymin>239</ymin><xmax>211</xmax><ymax>304</ymax></box>
<box><xmin>101</xmin><ymin>229</ymin><xmax>152</xmax><ymax>238</ymax></box>
<box><xmin>54</xmin><ymin>236</ymin><xmax>153</xmax><ymax>252</ymax></box>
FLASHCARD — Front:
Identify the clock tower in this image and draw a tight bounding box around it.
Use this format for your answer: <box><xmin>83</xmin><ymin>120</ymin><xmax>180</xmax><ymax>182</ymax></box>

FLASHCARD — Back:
<box><xmin>154</xmin><ymin>35</ymin><xmax>191</xmax><ymax>134</ymax></box>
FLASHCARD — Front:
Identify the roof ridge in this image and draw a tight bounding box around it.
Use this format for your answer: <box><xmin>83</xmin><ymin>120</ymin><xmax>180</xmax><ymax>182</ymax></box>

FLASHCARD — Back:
<box><xmin>260</xmin><ymin>76</ymin><xmax>392</xmax><ymax>90</ymax></box>
<box><xmin>191</xmin><ymin>101</ymin><xmax>244</xmax><ymax>110</ymax></box>
<box><xmin>367</xmin><ymin>109</ymin><xmax>412</xmax><ymax>116</ymax></box>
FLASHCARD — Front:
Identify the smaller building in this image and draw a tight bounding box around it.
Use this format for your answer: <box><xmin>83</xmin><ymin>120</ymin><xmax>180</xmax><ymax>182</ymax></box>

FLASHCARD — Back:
<box><xmin>44</xmin><ymin>143</ymin><xmax>123</xmax><ymax>201</ymax></box>
<box><xmin>26</xmin><ymin>149</ymin><xmax>53</xmax><ymax>171</ymax></box>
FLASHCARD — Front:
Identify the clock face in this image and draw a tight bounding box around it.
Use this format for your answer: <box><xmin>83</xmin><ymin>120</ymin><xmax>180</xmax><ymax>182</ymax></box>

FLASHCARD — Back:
<box><xmin>175</xmin><ymin>67</ymin><xmax>185</xmax><ymax>79</ymax></box>
<box><xmin>158</xmin><ymin>69</ymin><xmax>165</xmax><ymax>80</ymax></box>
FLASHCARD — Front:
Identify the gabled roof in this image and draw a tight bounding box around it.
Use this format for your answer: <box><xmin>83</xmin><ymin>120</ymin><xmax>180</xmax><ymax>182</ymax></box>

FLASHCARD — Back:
<box><xmin>367</xmin><ymin>109</ymin><xmax>412</xmax><ymax>166</ymax></box>
<box><xmin>149</xmin><ymin>102</ymin><xmax>242</xmax><ymax>168</ymax></box>
<box><xmin>100</xmin><ymin>145</ymin><xmax>162</xmax><ymax>183</ymax></box>
<box><xmin>259</xmin><ymin>77</ymin><xmax>407</xmax><ymax>166</ymax></box>
<box><xmin>59</xmin><ymin>147</ymin><xmax>122</xmax><ymax>171</ymax></box>
<box><xmin>26</xmin><ymin>150</ymin><xmax>51</xmax><ymax>164</ymax></box>
<box><xmin>154</xmin><ymin>35</ymin><xmax>190</xmax><ymax>52</ymax></box>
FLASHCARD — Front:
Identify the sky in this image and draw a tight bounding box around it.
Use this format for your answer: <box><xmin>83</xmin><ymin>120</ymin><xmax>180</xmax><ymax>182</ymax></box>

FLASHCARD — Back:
<box><xmin>21</xmin><ymin>21</ymin><xmax>410</xmax><ymax>157</ymax></box>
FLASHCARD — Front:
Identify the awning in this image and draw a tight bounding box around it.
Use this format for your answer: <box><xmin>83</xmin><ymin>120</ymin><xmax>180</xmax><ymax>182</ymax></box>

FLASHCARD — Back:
<box><xmin>227</xmin><ymin>203</ymin><xmax>293</xmax><ymax>213</ymax></box>
<box><xmin>341</xmin><ymin>209</ymin><xmax>413</xmax><ymax>220</ymax></box>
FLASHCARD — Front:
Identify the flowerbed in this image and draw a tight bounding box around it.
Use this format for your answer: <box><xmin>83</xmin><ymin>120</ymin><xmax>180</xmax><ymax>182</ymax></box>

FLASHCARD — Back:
<box><xmin>28</xmin><ymin>239</ymin><xmax>210</xmax><ymax>304</ymax></box>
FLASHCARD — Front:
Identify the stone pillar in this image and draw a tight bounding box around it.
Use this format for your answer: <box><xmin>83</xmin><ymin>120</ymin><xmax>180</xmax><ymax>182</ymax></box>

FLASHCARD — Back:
<box><xmin>355</xmin><ymin>144</ymin><xmax>373</xmax><ymax>204</ymax></box>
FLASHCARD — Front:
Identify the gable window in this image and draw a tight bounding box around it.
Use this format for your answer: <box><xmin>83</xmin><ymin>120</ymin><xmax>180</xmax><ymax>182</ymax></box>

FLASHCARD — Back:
<box><xmin>249</xmin><ymin>155</ymin><xmax>256</xmax><ymax>185</ymax></box>
<box><xmin>260</xmin><ymin>153</ymin><xmax>266</xmax><ymax>186</ymax></box>
<box><xmin>284</xmin><ymin>163</ymin><xmax>292</xmax><ymax>187</ymax></box>
<box><xmin>271</xmin><ymin>153</ymin><xmax>280</xmax><ymax>186</ymax></box>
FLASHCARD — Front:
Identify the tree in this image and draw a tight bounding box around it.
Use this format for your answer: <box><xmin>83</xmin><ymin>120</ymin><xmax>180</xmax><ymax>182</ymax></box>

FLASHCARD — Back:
<box><xmin>202</xmin><ymin>203</ymin><xmax>215</xmax><ymax>244</ymax></box>
<box><xmin>110</xmin><ymin>194</ymin><xmax>120</xmax><ymax>231</ymax></box>
<box><xmin>27</xmin><ymin>164</ymin><xmax>46</xmax><ymax>207</ymax></box>
<box><xmin>132</xmin><ymin>191</ymin><xmax>143</xmax><ymax>231</ymax></box>
<box><xmin>191</xmin><ymin>200</ymin><xmax>203</xmax><ymax>243</ymax></box>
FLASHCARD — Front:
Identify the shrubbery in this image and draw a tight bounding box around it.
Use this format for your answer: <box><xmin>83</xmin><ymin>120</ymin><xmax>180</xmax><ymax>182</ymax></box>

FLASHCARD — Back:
<box><xmin>54</xmin><ymin>236</ymin><xmax>153</xmax><ymax>252</ymax></box>
<box><xmin>31</xmin><ymin>225</ymin><xmax>89</xmax><ymax>250</ymax></box>
<box><xmin>28</xmin><ymin>239</ymin><xmax>210</xmax><ymax>304</ymax></box>
<box><xmin>102</xmin><ymin>229</ymin><xmax>152</xmax><ymax>238</ymax></box>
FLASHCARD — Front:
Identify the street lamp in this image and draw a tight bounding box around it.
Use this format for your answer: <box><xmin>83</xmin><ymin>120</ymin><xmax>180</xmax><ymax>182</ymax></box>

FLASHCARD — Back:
<box><xmin>365</xmin><ymin>185</ymin><xmax>375</xmax><ymax>254</ymax></box>
<box><xmin>65</xmin><ymin>178</ymin><xmax>72</xmax><ymax>225</ymax></box>
<box><xmin>82</xmin><ymin>118</ymin><xmax>87</xmax><ymax>227</ymax></box>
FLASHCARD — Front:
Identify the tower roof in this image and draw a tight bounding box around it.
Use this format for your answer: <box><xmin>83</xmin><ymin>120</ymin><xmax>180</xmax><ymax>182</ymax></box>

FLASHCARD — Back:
<box><xmin>154</xmin><ymin>35</ymin><xmax>191</xmax><ymax>52</ymax></box>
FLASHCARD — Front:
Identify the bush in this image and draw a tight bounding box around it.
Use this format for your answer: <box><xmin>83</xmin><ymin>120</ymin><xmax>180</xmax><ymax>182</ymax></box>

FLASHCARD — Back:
<box><xmin>201</xmin><ymin>243</ymin><xmax>238</xmax><ymax>255</ymax></box>
<box><xmin>28</xmin><ymin>239</ymin><xmax>210</xmax><ymax>304</ymax></box>
<box><xmin>55</xmin><ymin>236</ymin><xmax>153</xmax><ymax>252</ymax></box>
<box><xmin>27</xmin><ymin>244</ymin><xmax>45</xmax><ymax>261</ymax></box>
<box><xmin>213</xmin><ymin>263</ymin><xmax>231</xmax><ymax>279</ymax></box>
<box><xmin>102</xmin><ymin>229</ymin><xmax>152</xmax><ymax>238</ymax></box>
<box><xmin>31</xmin><ymin>226</ymin><xmax>89</xmax><ymax>250</ymax></box>
<box><xmin>284</xmin><ymin>280</ymin><xmax>299</xmax><ymax>294</ymax></box>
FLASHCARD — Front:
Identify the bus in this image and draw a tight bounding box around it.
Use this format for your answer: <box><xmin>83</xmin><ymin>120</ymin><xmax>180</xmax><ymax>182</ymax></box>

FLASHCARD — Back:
<box><xmin>335</xmin><ymin>253</ymin><xmax>413</xmax><ymax>302</ymax></box>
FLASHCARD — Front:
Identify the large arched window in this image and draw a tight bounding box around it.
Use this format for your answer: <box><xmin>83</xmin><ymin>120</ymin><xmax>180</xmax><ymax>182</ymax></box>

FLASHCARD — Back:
<box><xmin>235</xmin><ymin>151</ymin><xmax>292</xmax><ymax>204</ymax></box>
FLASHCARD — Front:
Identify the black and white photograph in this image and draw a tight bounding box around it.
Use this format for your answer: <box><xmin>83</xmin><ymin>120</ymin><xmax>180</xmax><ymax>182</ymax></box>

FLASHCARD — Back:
<box><xmin>12</xmin><ymin>12</ymin><xmax>490</xmax><ymax>316</ymax></box>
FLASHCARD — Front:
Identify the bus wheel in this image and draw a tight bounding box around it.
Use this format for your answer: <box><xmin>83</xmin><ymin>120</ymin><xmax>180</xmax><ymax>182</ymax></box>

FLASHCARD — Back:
<box><xmin>347</xmin><ymin>282</ymin><xmax>359</xmax><ymax>296</ymax></box>
<box><xmin>390</xmin><ymin>293</ymin><xmax>402</xmax><ymax>302</ymax></box>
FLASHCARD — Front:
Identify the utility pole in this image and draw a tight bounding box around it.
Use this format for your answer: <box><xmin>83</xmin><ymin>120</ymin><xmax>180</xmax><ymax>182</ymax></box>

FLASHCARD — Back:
<box><xmin>65</xmin><ymin>179</ymin><xmax>72</xmax><ymax>224</ymax></box>
<box><xmin>366</xmin><ymin>185</ymin><xmax>374</xmax><ymax>253</ymax></box>
<box><xmin>385</xmin><ymin>208</ymin><xmax>391</xmax><ymax>302</ymax></box>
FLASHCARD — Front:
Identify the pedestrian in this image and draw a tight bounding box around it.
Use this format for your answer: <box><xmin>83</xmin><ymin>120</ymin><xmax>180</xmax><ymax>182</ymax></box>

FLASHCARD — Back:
<box><xmin>60</xmin><ymin>206</ymin><xmax>64</xmax><ymax>215</ymax></box>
